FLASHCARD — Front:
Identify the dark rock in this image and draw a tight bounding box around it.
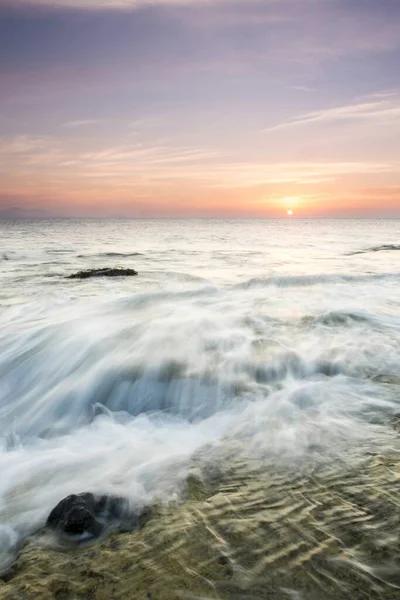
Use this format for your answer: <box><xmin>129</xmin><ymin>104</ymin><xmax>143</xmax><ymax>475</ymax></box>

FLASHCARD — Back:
<box><xmin>67</xmin><ymin>268</ymin><xmax>138</xmax><ymax>280</ymax></box>
<box><xmin>46</xmin><ymin>493</ymin><xmax>135</xmax><ymax>541</ymax></box>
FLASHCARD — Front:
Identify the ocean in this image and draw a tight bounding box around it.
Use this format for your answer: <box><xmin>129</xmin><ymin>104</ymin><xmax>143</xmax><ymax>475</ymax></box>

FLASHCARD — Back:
<box><xmin>1</xmin><ymin>218</ymin><xmax>400</xmax><ymax>596</ymax></box>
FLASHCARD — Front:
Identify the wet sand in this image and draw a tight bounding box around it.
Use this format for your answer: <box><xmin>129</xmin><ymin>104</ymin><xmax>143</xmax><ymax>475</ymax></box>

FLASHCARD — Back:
<box><xmin>2</xmin><ymin>449</ymin><xmax>400</xmax><ymax>600</ymax></box>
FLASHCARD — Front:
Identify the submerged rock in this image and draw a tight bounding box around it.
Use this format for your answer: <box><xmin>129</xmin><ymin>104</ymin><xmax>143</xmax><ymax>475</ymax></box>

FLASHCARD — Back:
<box><xmin>46</xmin><ymin>493</ymin><xmax>135</xmax><ymax>541</ymax></box>
<box><xmin>67</xmin><ymin>267</ymin><xmax>138</xmax><ymax>279</ymax></box>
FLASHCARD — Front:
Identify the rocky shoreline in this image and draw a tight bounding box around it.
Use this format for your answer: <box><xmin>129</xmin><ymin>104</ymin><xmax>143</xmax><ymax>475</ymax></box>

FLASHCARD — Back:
<box><xmin>2</xmin><ymin>453</ymin><xmax>400</xmax><ymax>599</ymax></box>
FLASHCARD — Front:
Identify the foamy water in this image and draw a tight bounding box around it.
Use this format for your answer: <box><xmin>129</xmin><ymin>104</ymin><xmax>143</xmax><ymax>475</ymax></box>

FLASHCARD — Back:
<box><xmin>0</xmin><ymin>218</ymin><xmax>399</xmax><ymax>572</ymax></box>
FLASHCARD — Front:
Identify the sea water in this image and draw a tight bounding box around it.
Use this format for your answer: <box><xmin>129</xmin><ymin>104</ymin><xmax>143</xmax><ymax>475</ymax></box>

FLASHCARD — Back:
<box><xmin>0</xmin><ymin>218</ymin><xmax>399</xmax><ymax>572</ymax></box>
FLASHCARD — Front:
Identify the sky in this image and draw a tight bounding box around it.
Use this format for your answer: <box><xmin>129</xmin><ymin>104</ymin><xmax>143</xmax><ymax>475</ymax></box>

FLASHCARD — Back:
<box><xmin>0</xmin><ymin>0</ymin><xmax>399</xmax><ymax>218</ymax></box>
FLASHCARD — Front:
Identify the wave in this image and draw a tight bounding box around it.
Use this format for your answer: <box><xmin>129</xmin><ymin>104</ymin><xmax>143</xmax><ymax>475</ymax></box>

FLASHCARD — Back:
<box><xmin>1</xmin><ymin>274</ymin><xmax>400</xmax><ymax>572</ymax></box>
<box><xmin>0</xmin><ymin>292</ymin><xmax>398</xmax><ymax>445</ymax></box>
<box><xmin>347</xmin><ymin>244</ymin><xmax>400</xmax><ymax>256</ymax></box>
<box><xmin>77</xmin><ymin>252</ymin><xmax>144</xmax><ymax>258</ymax></box>
<box><xmin>1</xmin><ymin>252</ymin><xmax>20</xmax><ymax>261</ymax></box>
<box><xmin>234</xmin><ymin>272</ymin><xmax>400</xmax><ymax>290</ymax></box>
<box><xmin>155</xmin><ymin>271</ymin><xmax>211</xmax><ymax>284</ymax></box>
<box><xmin>0</xmin><ymin>353</ymin><xmax>352</xmax><ymax>443</ymax></box>
<box><xmin>114</xmin><ymin>285</ymin><xmax>219</xmax><ymax>309</ymax></box>
<box><xmin>301</xmin><ymin>310</ymin><xmax>373</xmax><ymax>327</ymax></box>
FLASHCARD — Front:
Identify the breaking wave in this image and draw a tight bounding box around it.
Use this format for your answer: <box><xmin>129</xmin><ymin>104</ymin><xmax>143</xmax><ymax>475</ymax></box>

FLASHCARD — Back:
<box><xmin>347</xmin><ymin>244</ymin><xmax>400</xmax><ymax>256</ymax></box>
<box><xmin>234</xmin><ymin>272</ymin><xmax>400</xmax><ymax>289</ymax></box>
<box><xmin>77</xmin><ymin>252</ymin><xmax>144</xmax><ymax>258</ymax></box>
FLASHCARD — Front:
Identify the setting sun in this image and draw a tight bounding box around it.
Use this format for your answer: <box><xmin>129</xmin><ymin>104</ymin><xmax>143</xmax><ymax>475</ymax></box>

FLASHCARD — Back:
<box><xmin>287</xmin><ymin>210</ymin><xmax>294</xmax><ymax>216</ymax></box>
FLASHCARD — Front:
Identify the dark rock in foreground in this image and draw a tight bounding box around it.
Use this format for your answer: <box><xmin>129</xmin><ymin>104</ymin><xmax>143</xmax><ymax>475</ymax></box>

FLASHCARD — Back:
<box><xmin>67</xmin><ymin>267</ymin><xmax>138</xmax><ymax>279</ymax></box>
<box><xmin>46</xmin><ymin>493</ymin><xmax>136</xmax><ymax>541</ymax></box>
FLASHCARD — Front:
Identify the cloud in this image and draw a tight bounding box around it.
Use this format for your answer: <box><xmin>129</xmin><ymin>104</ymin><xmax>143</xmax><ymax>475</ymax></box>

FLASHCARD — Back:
<box><xmin>197</xmin><ymin>161</ymin><xmax>398</xmax><ymax>188</ymax></box>
<box><xmin>0</xmin><ymin>135</ymin><xmax>55</xmax><ymax>155</ymax></box>
<box><xmin>63</xmin><ymin>119</ymin><xmax>102</xmax><ymax>128</ymax></box>
<box><xmin>1</xmin><ymin>131</ymin><xmax>399</xmax><ymax>217</ymax></box>
<box><xmin>287</xmin><ymin>85</ymin><xmax>315</xmax><ymax>92</ymax></box>
<box><xmin>0</xmin><ymin>134</ymin><xmax>222</xmax><ymax>181</ymax></box>
<box><xmin>1</xmin><ymin>133</ymin><xmax>398</xmax><ymax>191</ymax></box>
<box><xmin>363</xmin><ymin>89</ymin><xmax>400</xmax><ymax>100</ymax></box>
<box><xmin>262</xmin><ymin>97</ymin><xmax>400</xmax><ymax>132</ymax></box>
<box><xmin>0</xmin><ymin>0</ymin><xmax>228</xmax><ymax>8</ymax></box>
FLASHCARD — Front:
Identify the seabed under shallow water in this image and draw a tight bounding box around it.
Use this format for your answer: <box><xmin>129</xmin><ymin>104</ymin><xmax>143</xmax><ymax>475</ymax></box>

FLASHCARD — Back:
<box><xmin>3</xmin><ymin>446</ymin><xmax>400</xmax><ymax>600</ymax></box>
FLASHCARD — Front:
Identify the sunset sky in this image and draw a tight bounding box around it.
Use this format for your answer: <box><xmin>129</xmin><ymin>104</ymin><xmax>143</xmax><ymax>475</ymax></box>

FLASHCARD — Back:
<box><xmin>1</xmin><ymin>0</ymin><xmax>399</xmax><ymax>217</ymax></box>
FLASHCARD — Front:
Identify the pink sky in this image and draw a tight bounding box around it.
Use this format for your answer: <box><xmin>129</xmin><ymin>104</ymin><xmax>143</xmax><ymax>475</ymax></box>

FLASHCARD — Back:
<box><xmin>0</xmin><ymin>0</ymin><xmax>399</xmax><ymax>217</ymax></box>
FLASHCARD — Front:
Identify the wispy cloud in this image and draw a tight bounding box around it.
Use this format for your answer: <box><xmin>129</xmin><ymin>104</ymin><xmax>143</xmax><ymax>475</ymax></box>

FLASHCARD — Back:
<box><xmin>0</xmin><ymin>0</ymin><xmax>227</xmax><ymax>8</ymax></box>
<box><xmin>362</xmin><ymin>89</ymin><xmax>400</xmax><ymax>100</ymax></box>
<box><xmin>0</xmin><ymin>134</ymin><xmax>222</xmax><ymax>179</ymax></box>
<box><xmin>1</xmin><ymin>134</ymin><xmax>397</xmax><ymax>190</ymax></box>
<box><xmin>197</xmin><ymin>161</ymin><xmax>398</xmax><ymax>188</ymax></box>
<box><xmin>262</xmin><ymin>97</ymin><xmax>400</xmax><ymax>133</ymax></box>
<box><xmin>287</xmin><ymin>85</ymin><xmax>315</xmax><ymax>92</ymax></box>
<box><xmin>0</xmin><ymin>135</ymin><xmax>51</xmax><ymax>154</ymax></box>
<box><xmin>63</xmin><ymin>119</ymin><xmax>102</xmax><ymax>128</ymax></box>
<box><xmin>1</xmin><ymin>131</ymin><xmax>399</xmax><ymax>216</ymax></box>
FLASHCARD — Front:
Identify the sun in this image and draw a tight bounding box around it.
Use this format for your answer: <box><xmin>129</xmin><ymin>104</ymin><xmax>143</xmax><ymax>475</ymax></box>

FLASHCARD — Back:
<box><xmin>282</xmin><ymin>196</ymin><xmax>300</xmax><ymax>215</ymax></box>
